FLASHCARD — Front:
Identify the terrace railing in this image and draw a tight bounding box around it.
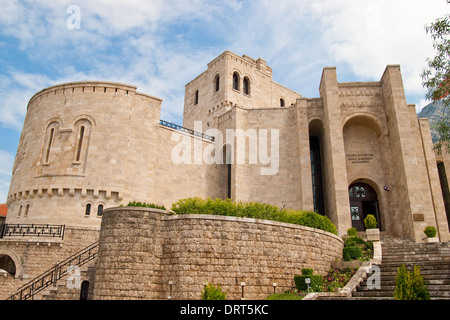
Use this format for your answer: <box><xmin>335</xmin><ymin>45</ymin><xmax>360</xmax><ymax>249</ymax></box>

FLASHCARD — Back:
<box><xmin>0</xmin><ymin>224</ymin><xmax>65</xmax><ymax>240</ymax></box>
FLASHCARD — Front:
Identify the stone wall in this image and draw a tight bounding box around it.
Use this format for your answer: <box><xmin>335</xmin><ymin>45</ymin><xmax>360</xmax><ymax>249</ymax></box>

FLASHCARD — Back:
<box><xmin>0</xmin><ymin>227</ymin><xmax>99</xmax><ymax>299</ymax></box>
<box><xmin>93</xmin><ymin>207</ymin><xmax>343</xmax><ymax>300</ymax></box>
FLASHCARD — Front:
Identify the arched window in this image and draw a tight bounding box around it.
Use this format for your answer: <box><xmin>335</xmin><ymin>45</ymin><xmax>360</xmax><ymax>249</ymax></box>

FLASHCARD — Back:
<box><xmin>44</xmin><ymin>127</ymin><xmax>55</xmax><ymax>164</ymax></box>
<box><xmin>85</xmin><ymin>203</ymin><xmax>91</xmax><ymax>216</ymax></box>
<box><xmin>194</xmin><ymin>90</ymin><xmax>199</xmax><ymax>105</ymax></box>
<box><xmin>17</xmin><ymin>205</ymin><xmax>22</xmax><ymax>217</ymax></box>
<box><xmin>280</xmin><ymin>98</ymin><xmax>285</xmax><ymax>107</ymax></box>
<box><xmin>97</xmin><ymin>204</ymin><xmax>104</xmax><ymax>216</ymax></box>
<box><xmin>214</xmin><ymin>75</ymin><xmax>220</xmax><ymax>92</ymax></box>
<box><xmin>243</xmin><ymin>77</ymin><xmax>250</xmax><ymax>95</ymax></box>
<box><xmin>75</xmin><ymin>126</ymin><xmax>85</xmax><ymax>162</ymax></box>
<box><xmin>233</xmin><ymin>72</ymin><xmax>240</xmax><ymax>91</ymax></box>
<box><xmin>24</xmin><ymin>204</ymin><xmax>29</xmax><ymax>217</ymax></box>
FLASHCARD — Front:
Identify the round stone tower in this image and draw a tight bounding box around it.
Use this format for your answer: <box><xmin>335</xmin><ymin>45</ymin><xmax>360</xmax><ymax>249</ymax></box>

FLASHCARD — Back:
<box><xmin>6</xmin><ymin>81</ymin><xmax>163</xmax><ymax>228</ymax></box>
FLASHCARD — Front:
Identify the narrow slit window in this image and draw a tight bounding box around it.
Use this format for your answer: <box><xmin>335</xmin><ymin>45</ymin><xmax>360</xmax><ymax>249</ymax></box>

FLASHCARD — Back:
<box><xmin>75</xmin><ymin>126</ymin><xmax>85</xmax><ymax>162</ymax></box>
<box><xmin>215</xmin><ymin>75</ymin><xmax>220</xmax><ymax>92</ymax></box>
<box><xmin>195</xmin><ymin>90</ymin><xmax>199</xmax><ymax>105</ymax></box>
<box><xmin>45</xmin><ymin>128</ymin><xmax>55</xmax><ymax>163</ymax></box>
<box><xmin>24</xmin><ymin>204</ymin><xmax>29</xmax><ymax>217</ymax></box>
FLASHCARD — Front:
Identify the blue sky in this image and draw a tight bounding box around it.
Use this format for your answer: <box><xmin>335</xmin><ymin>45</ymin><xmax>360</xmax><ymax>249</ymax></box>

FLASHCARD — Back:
<box><xmin>0</xmin><ymin>0</ymin><xmax>448</xmax><ymax>202</ymax></box>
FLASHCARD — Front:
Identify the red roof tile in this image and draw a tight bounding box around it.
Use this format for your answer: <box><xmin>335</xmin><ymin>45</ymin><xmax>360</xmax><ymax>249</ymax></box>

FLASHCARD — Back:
<box><xmin>0</xmin><ymin>204</ymin><xmax>7</xmax><ymax>217</ymax></box>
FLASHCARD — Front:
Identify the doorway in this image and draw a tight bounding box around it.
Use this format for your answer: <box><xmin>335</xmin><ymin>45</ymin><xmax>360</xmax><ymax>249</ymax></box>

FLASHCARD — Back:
<box><xmin>349</xmin><ymin>182</ymin><xmax>381</xmax><ymax>231</ymax></box>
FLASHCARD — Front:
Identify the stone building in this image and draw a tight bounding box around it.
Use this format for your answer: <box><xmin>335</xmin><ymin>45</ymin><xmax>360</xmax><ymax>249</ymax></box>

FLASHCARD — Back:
<box><xmin>0</xmin><ymin>50</ymin><xmax>449</xmax><ymax>300</ymax></box>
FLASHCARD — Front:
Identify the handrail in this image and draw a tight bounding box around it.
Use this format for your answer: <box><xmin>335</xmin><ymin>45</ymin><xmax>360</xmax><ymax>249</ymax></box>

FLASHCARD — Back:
<box><xmin>0</xmin><ymin>224</ymin><xmax>65</xmax><ymax>240</ymax></box>
<box><xmin>8</xmin><ymin>241</ymin><xmax>99</xmax><ymax>300</ymax></box>
<box><xmin>159</xmin><ymin>119</ymin><xmax>215</xmax><ymax>142</ymax></box>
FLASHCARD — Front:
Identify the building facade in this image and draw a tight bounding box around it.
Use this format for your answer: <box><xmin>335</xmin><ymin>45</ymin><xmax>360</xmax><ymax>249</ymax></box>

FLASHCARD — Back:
<box><xmin>1</xmin><ymin>50</ymin><xmax>449</xmax><ymax>299</ymax></box>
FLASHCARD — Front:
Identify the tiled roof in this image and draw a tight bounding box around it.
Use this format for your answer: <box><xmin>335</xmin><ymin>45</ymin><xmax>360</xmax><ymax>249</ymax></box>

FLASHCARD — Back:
<box><xmin>0</xmin><ymin>204</ymin><xmax>7</xmax><ymax>217</ymax></box>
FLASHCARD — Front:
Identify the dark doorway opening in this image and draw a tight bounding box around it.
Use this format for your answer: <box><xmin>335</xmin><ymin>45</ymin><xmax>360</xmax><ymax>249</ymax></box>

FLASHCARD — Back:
<box><xmin>349</xmin><ymin>182</ymin><xmax>381</xmax><ymax>231</ymax></box>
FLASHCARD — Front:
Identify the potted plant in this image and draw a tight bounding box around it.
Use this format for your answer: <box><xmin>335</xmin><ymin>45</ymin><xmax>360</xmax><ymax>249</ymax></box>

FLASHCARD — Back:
<box><xmin>423</xmin><ymin>226</ymin><xmax>438</xmax><ymax>243</ymax></box>
<box><xmin>364</xmin><ymin>214</ymin><xmax>380</xmax><ymax>241</ymax></box>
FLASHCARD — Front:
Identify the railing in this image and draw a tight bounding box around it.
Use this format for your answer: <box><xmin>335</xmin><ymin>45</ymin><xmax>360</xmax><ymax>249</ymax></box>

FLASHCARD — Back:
<box><xmin>159</xmin><ymin>119</ymin><xmax>215</xmax><ymax>142</ymax></box>
<box><xmin>0</xmin><ymin>224</ymin><xmax>65</xmax><ymax>240</ymax></box>
<box><xmin>8</xmin><ymin>241</ymin><xmax>99</xmax><ymax>300</ymax></box>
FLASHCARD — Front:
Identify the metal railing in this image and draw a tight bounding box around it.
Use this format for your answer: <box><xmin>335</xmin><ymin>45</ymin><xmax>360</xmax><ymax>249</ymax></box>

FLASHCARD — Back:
<box><xmin>8</xmin><ymin>241</ymin><xmax>99</xmax><ymax>300</ymax></box>
<box><xmin>0</xmin><ymin>224</ymin><xmax>65</xmax><ymax>240</ymax></box>
<box><xmin>159</xmin><ymin>119</ymin><xmax>215</xmax><ymax>142</ymax></box>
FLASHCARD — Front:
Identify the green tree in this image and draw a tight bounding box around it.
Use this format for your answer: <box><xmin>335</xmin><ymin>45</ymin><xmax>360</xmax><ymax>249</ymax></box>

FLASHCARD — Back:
<box><xmin>421</xmin><ymin>1</ymin><xmax>450</xmax><ymax>153</ymax></box>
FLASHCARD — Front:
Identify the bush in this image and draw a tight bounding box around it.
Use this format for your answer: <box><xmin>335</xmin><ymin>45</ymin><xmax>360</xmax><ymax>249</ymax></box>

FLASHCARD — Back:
<box><xmin>344</xmin><ymin>236</ymin><xmax>366</xmax><ymax>247</ymax></box>
<box><xmin>301</xmin><ymin>268</ymin><xmax>314</xmax><ymax>276</ymax></box>
<box><xmin>265</xmin><ymin>292</ymin><xmax>304</xmax><ymax>300</ymax></box>
<box><xmin>201</xmin><ymin>282</ymin><xmax>227</xmax><ymax>300</ymax></box>
<box><xmin>424</xmin><ymin>226</ymin><xmax>437</xmax><ymax>238</ymax></box>
<box><xmin>171</xmin><ymin>197</ymin><xmax>338</xmax><ymax>235</ymax></box>
<box><xmin>347</xmin><ymin>227</ymin><xmax>358</xmax><ymax>237</ymax></box>
<box><xmin>126</xmin><ymin>201</ymin><xmax>166</xmax><ymax>210</ymax></box>
<box><xmin>394</xmin><ymin>265</ymin><xmax>430</xmax><ymax>300</ymax></box>
<box><xmin>343</xmin><ymin>246</ymin><xmax>362</xmax><ymax>261</ymax></box>
<box><xmin>294</xmin><ymin>269</ymin><xmax>323</xmax><ymax>292</ymax></box>
<box><xmin>364</xmin><ymin>214</ymin><xmax>378</xmax><ymax>229</ymax></box>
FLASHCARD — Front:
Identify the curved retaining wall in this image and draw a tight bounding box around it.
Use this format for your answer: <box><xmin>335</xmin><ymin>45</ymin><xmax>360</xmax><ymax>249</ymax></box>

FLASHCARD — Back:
<box><xmin>93</xmin><ymin>207</ymin><xmax>343</xmax><ymax>300</ymax></box>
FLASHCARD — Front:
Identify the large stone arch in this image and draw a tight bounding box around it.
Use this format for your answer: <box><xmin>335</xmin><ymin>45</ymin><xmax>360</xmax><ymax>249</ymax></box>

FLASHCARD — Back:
<box><xmin>0</xmin><ymin>249</ymin><xmax>22</xmax><ymax>279</ymax></box>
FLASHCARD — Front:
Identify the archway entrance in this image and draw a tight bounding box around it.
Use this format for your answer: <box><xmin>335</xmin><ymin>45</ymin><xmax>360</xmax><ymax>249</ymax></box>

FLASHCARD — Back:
<box><xmin>349</xmin><ymin>182</ymin><xmax>381</xmax><ymax>231</ymax></box>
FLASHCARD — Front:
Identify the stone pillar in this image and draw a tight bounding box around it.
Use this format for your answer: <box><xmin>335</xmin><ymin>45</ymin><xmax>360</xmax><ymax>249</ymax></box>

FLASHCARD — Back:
<box><xmin>319</xmin><ymin>67</ymin><xmax>352</xmax><ymax>235</ymax></box>
<box><xmin>92</xmin><ymin>207</ymin><xmax>166</xmax><ymax>300</ymax></box>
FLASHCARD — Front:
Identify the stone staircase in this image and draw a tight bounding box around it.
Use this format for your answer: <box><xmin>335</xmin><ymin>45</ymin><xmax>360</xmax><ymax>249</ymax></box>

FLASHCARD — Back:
<box><xmin>38</xmin><ymin>261</ymin><xmax>96</xmax><ymax>300</ymax></box>
<box><xmin>351</xmin><ymin>239</ymin><xmax>450</xmax><ymax>300</ymax></box>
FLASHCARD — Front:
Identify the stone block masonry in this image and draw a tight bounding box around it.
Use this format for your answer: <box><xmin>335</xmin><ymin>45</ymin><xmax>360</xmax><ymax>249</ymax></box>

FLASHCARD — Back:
<box><xmin>93</xmin><ymin>207</ymin><xmax>343</xmax><ymax>300</ymax></box>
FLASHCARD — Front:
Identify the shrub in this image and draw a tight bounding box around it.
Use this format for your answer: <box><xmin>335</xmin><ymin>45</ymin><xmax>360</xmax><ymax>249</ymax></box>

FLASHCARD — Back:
<box><xmin>343</xmin><ymin>246</ymin><xmax>362</xmax><ymax>261</ymax></box>
<box><xmin>201</xmin><ymin>282</ymin><xmax>227</xmax><ymax>300</ymax></box>
<box><xmin>394</xmin><ymin>265</ymin><xmax>430</xmax><ymax>300</ymax></box>
<box><xmin>344</xmin><ymin>236</ymin><xmax>366</xmax><ymax>247</ymax></box>
<box><xmin>301</xmin><ymin>268</ymin><xmax>313</xmax><ymax>276</ymax></box>
<box><xmin>424</xmin><ymin>226</ymin><xmax>437</xmax><ymax>238</ymax></box>
<box><xmin>347</xmin><ymin>227</ymin><xmax>358</xmax><ymax>237</ymax></box>
<box><xmin>126</xmin><ymin>201</ymin><xmax>166</xmax><ymax>210</ymax></box>
<box><xmin>294</xmin><ymin>269</ymin><xmax>323</xmax><ymax>292</ymax></box>
<box><xmin>171</xmin><ymin>197</ymin><xmax>338</xmax><ymax>235</ymax></box>
<box><xmin>265</xmin><ymin>292</ymin><xmax>304</xmax><ymax>300</ymax></box>
<box><xmin>364</xmin><ymin>214</ymin><xmax>378</xmax><ymax>229</ymax></box>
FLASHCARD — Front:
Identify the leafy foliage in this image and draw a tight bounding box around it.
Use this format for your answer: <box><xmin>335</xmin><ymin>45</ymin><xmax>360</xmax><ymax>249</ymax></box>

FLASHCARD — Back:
<box><xmin>126</xmin><ymin>201</ymin><xmax>166</xmax><ymax>210</ymax></box>
<box><xmin>201</xmin><ymin>282</ymin><xmax>227</xmax><ymax>300</ymax></box>
<box><xmin>424</xmin><ymin>225</ymin><xmax>437</xmax><ymax>238</ymax></box>
<box><xmin>171</xmin><ymin>197</ymin><xmax>338</xmax><ymax>235</ymax></box>
<box><xmin>394</xmin><ymin>265</ymin><xmax>430</xmax><ymax>300</ymax></box>
<box><xmin>364</xmin><ymin>214</ymin><xmax>378</xmax><ymax>229</ymax></box>
<box><xmin>421</xmin><ymin>3</ymin><xmax>450</xmax><ymax>153</ymax></box>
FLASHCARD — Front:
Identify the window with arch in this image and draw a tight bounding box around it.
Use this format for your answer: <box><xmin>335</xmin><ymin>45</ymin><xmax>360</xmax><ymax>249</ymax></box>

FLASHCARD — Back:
<box><xmin>85</xmin><ymin>203</ymin><xmax>91</xmax><ymax>216</ymax></box>
<box><xmin>233</xmin><ymin>72</ymin><xmax>240</xmax><ymax>91</ymax></box>
<box><xmin>17</xmin><ymin>205</ymin><xmax>22</xmax><ymax>217</ymax></box>
<box><xmin>97</xmin><ymin>204</ymin><xmax>104</xmax><ymax>216</ymax></box>
<box><xmin>280</xmin><ymin>98</ymin><xmax>285</xmax><ymax>107</ymax></box>
<box><xmin>43</xmin><ymin>122</ymin><xmax>60</xmax><ymax>165</ymax></box>
<box><xmin>24</xmin><ymin>204</ymin><xmax>29</xmax><ymax>217</ymax></box>
<box><xmin>243</xmin><ymin>77</ymin><xmax>250</xmax><ymax>95</ymax></box>
<box><xmin>73</xmin><ymin>119</ymin><xmax>92</xmax><ymax>165</ymax></box>
<box><xmin>214</xmin><ymin>74</ymin><xmax>220</xmax><ymax>92</ymax></box>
